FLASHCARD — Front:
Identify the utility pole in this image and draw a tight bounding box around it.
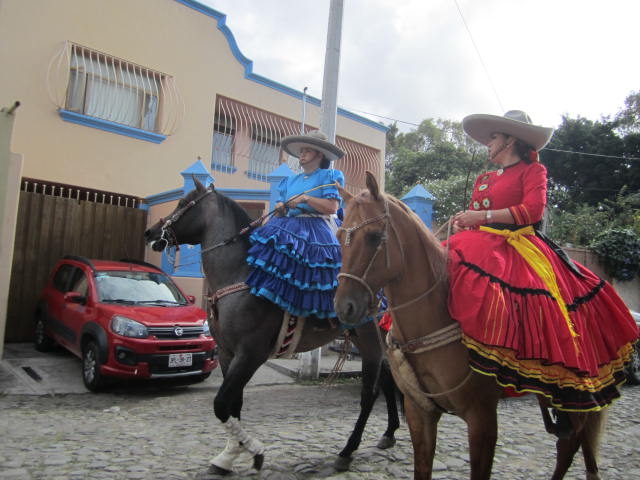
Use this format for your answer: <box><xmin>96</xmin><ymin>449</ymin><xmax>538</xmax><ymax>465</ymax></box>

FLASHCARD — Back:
<box><xmin>319</xmin><ymin>0</ymin><xmax>344</xmax><ymax>143</ymax></box>
<box><xmin>299</xmin><ymin>0</ymin><xmax>344</xmax><ymax>380</ymax></box>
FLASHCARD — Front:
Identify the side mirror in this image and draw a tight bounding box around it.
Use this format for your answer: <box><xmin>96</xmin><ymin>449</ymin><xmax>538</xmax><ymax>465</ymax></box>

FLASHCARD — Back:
<box><xmin>64</xmin><ymin>291</ymin><xmax>86</xmax><ymax>305</ymax></box>
<box><xmin>186</xmin><ymin>295</ymin><xmax>196</xmax><ymax>304</ymax></box>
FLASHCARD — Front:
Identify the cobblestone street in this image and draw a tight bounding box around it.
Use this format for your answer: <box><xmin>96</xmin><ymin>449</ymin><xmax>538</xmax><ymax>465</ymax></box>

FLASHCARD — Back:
<box><xmin>1</xmin><ymin>378</ymin><xmax>639</xmax><ymax>480</ymax></box>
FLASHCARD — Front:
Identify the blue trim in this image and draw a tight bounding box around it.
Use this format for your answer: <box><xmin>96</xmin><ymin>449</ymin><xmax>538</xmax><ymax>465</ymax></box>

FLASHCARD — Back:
<box><xmin>246</xmin><ymin>171</ymin><xmax>269</xmax><ymax>182</ymax></box>
<box><xmin>146</xmin><ymin>188</ymin><xmax>184</xmax><ymax>206</ymax></box>
<box><xmin>174</xmin><ymin>0</ymin><xmax>388</xmax><ymax>133</ymax></box>
<box><xmin>211</xmin><ymin>162</ymin><xmax>238</xmax><ymax>174</ymax></box>
<box><xmin>221</xmin><ymin>188</ymin><xmax>270</xmax><ymax>201</ymax></box>
<box><xmin>146</xmin><ymin>186</ymin><xmax>270</xmax><ymax>206</ymax></box>
<box><xmin>59</xmin><ymin>110</ymin><xmax>167</xmax><ymax>143</ymax></box>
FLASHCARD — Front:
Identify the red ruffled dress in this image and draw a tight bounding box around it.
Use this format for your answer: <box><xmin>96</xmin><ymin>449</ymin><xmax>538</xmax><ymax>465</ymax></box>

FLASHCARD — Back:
<box><xmin>447</xmin><ymin>161</ymin><xmax>639</xmax><ymax>411</ymax></box>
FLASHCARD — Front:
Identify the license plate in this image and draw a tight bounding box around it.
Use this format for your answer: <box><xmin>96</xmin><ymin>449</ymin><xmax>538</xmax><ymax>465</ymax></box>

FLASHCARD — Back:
<box><xmin>168</xmin><ymin>353</ymin><xmax>192</xmax><ymax>367</ymax></box>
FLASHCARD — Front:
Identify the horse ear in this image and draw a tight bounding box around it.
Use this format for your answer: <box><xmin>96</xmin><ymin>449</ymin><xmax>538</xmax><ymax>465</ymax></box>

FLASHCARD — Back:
<box><xmin>337</xmin><ymin>184</ymin><xmax>353</xmax><ymax>205</ymax></box>
<box><xmin>192</xmin><ymin>175</ymin><xmax>206</xmax><ymax>193</ymax></box>
<box><xmin>365</xmin><ymin>171</ymin><xmax>380</xmax><ymax>200</ymax></box>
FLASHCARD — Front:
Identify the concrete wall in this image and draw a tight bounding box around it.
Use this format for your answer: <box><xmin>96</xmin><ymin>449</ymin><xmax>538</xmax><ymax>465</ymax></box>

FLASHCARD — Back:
<box><xmin>565</xmin><ymin>246</ymin><xmax>639</xmax><ymax>312</ymax></box>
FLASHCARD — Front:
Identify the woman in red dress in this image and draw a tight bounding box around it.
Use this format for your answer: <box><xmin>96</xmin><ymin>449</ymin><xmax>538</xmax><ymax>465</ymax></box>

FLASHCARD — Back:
<box><xmin>447</xmin><ymin>110</ymin><xmax>639</xmax><ymax>418</ymax></box>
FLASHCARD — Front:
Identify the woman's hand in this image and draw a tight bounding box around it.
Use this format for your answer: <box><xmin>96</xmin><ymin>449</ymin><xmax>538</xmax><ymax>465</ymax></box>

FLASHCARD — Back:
<box><xmin>287</xmin><ymin>194</ymin><xmax>308</xmax><ymax>209</ymax></box>
<box><xmin>274</xmin><ymin>201</ymin><xmax>287</xmax><ymax>217</ymax></box>
<box><xmin>453</xmin><ymin>210</ymin><xmax>485</xmax><ymax>229</ymax></box>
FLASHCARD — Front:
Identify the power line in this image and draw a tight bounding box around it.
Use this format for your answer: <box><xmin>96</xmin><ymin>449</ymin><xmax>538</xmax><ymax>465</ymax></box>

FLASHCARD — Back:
<box><xmin>543</xmin><ymin>148</ymin><xmax>640</xmax><ymax>162</ymax></box>
<box><xmin>340</xmin><ymin>106</ymin><xmax>421</xmax><ymax>127</ymax></box>
<box><xmin>342</xmin><ymin>106</ymin><xmax>640</xmax><ymax>162</ymax></box>
<box><xmin>452</xmin><ymin>0</ymin><xmax>504</xmax><ymax>112</ymax></box>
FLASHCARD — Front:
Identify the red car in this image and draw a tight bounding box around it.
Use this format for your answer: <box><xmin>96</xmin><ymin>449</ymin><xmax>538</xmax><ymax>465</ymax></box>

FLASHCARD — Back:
<box><xmin>34</xmin><ymin>256</ymin><xmax>218</xmax><ymax>391</ymax></box>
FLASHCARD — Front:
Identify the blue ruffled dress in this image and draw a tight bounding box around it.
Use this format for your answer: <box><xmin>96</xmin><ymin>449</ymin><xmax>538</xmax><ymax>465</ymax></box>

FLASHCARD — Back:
<box><xmin>246</xmin><ymin>168</ymin><xmax>345</xmax><ymax>318</ymax></box>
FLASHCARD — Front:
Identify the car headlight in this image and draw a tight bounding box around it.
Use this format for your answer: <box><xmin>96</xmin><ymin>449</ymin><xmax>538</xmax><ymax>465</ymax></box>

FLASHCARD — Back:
<box><xmin>111</xmin><ymin>316</ymin><xmax>148</xmax><ymax>338</ymax></box>
<box><xmin>202</xmin><ymin>319</ymin><xmax>212</xmax><ymax>337</ymax></box>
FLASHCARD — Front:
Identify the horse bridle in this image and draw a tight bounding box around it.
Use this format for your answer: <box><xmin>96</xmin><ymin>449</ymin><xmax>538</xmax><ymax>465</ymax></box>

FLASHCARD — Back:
<box><xmin>337</xmin><ymin>197</ymin><xmax>443</xmax><ymax>315</ymax></box>
<box><xmin>156</xmin><ymin>187</ymin><xmax>214</xmax><ymax>251</ymax></box>
<box><xmin>337</xmin><ymin>198</ymin><xmax>404</xmax><ymax>314</ymax></box>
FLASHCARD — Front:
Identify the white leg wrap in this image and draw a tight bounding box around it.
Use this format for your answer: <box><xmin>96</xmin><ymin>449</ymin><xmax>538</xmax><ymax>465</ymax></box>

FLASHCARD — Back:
<box><xmin>210</xmin><ymin>437</ymin><xmax>243</xmax><ymax>471</ymax></box>
<box><xmin>224</xmin><ymin>417</ymin><xmax>265</xmax><ymax>456</ymax></box>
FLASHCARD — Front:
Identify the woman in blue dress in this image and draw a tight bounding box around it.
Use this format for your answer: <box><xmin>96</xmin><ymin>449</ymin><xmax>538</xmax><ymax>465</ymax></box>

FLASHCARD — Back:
<box><xmin>246</xmin><ymin>130</ymin><xmax>345</xmax><ymax>320</ymax></box>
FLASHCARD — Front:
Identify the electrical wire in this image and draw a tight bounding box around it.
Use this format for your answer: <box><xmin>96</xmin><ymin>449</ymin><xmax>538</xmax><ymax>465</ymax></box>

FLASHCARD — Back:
<box><xmin>452</xmin><ymin>0</ymin><xmax>504</xmax><ymax>112</ymax></box>
<box><xmin>543</xmin><ymin>148</ymin><xmax>640</xmax><ymax>162</ymax></box>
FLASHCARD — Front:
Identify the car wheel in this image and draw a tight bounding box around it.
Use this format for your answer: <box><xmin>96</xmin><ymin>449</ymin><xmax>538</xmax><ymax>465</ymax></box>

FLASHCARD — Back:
<box><xmin>34</xmin><ymin>315</ymin><xmax>55</xmax><ymax>352</ymax></box>
<box><xmin>625</xmin><ymin>342</ymin><xmax>640</xmax><ymax>385</ymax></box>
<box><xmin>82</xmin><ymin>341</ymin><xmax>107</xmax><ymax>392</ymax></box>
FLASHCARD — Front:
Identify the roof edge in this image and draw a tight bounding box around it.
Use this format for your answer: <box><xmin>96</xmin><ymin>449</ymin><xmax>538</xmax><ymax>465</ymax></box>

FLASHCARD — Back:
<box><xmin>175</xmin><ymin>0</ymin><xmax>389</xmax><ymax>133</ymax></box>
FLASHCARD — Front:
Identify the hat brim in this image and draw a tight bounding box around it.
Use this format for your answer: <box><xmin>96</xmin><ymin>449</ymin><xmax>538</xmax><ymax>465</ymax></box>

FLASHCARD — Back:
<box><xmin>463</xmin><ymin>114</ymin><xmax>554</xmax><ymax>151</ymax></box>
<box><xmin>281</xmin><ymin>135</ymin><xmax>345</xmax><ymax>162</ymax></box>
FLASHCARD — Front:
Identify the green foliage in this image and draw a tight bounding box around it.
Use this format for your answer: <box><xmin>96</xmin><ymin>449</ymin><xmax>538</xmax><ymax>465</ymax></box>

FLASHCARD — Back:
<box><xmin>542</xmin><ymin>116</ymin><xmax>634</xmax><ymax>208</ymax></box>
<box><xmin>385</xmin><ymin>118</ymin><xmax>483</xmax><ymax>198</ymax></box>
<box><xmin>545</xmin><ymin>204</ymin><xmax>610</xmax><ymax>246</ymax></box>
<box><xmin>590</xmin><ymin>229</ymin><xmax>640</xmax><ymax>281</ymax></box>
<box><xmin>615</xmin><ymin>90</ymin><xmax>640</xmax><ymax>135</ymax></box>
<box><xmin>423</xmin><ymin>174</ymin><xmax>473</xmax><ymax>224</ymax></box>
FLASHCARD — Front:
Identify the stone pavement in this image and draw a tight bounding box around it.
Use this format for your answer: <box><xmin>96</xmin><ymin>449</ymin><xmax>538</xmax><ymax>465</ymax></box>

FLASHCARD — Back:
<box><xmin>1</xmin><ymin>344</ymin><xmax>639</xmax><ymax>479</ymax></box>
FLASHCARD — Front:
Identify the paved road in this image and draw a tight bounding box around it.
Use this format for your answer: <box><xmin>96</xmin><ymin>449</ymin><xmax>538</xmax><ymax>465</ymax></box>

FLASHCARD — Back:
<box><xmin>1</xmin><ymin>377</ymin><xmax>639</xmax><ymax>480</ymax></box>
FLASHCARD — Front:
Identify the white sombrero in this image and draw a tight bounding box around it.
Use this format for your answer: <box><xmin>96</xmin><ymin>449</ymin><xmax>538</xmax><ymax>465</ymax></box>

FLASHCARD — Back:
<box><xmin>280</xmin><ymin>130</ymin><xmax>345</xmax><ymax>162</ymax></box>
<box><xmin>462</xmin><ymin>110</ymin><xmax>554</xmax><ymax>151</ymax></box>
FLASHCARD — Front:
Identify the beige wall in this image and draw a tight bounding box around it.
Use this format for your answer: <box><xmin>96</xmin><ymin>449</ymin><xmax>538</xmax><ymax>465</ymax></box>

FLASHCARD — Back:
<box><xmin>0</xmin><ymin>103</ymin><xmax>23</xmax><ymax>357</ymax></box>
<box><xmin>0</xmin><ymin>0</ymin><xmax>386</xmax><ymax>198</ymax></box>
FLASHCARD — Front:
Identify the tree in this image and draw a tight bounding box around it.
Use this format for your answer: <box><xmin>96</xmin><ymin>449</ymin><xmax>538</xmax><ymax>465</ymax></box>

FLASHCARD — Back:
<box><xmin>542</xmin><ymin>116</ymin><xmax>638</xmax><ymax>208</ymax></box>
<box><xmin>615</xmin><ymin>90</ymin><xmax>640</xmax><ymax>135</ymax></box>
<box><xmin>385</xmin><ymin>118</ymin><xmax>482</xmax><ymax>197</ymax></box>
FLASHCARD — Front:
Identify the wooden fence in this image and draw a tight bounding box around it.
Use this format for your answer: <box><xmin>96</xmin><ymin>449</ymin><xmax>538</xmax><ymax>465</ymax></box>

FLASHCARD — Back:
<box><xmin>6</xmin><ymin>185</ymin><xmax>147</xmax><ymax>342</ymax></box>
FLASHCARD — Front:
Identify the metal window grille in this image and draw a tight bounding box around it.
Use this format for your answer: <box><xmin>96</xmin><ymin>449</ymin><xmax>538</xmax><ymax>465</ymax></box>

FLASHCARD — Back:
<box><xmin>47</xmin><ymin>41</ymin><xmax>183</xmax><ymax>135</ymax></box>
<box><xmin>213</xmin><ymin>96</ymin><xmax>381</xmax><ymax>189</ymax></box>
<box><xmin>212</xmin><ymin>115</ymin><xmax>235</xmax><ymax>173</ymax></box>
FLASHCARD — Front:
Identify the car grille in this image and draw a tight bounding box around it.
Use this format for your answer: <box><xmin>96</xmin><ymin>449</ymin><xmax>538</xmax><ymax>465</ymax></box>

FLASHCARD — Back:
<box><xmin>148</xmin><ymin>326</ymin><xmax>205</xmax><ymax>339</ymax></box>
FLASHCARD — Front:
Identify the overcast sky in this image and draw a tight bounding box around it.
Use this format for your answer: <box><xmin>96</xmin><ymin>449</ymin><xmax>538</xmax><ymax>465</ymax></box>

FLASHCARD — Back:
<box><xmin>199</xmin><ymin>0</ymin><xmax>639</xmax><ymax>132</ymax></box>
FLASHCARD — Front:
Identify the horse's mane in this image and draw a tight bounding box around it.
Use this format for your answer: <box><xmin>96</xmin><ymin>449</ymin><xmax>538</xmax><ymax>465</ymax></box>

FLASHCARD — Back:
<box><xmin>214</xmin><ymin>190</ymin><xmax>253</xmax><ymax>230</ymax></box>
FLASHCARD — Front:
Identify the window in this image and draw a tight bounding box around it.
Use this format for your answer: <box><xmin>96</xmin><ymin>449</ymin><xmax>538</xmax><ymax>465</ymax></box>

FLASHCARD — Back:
<box><xmin>65</xmin><ymin>44</ymin><xmax>165</xmax><ymax>133</ymax></box>
<box><xmin>69</xmin><ymin>270</ymin><xmax>89</xmax><ymax>297</ymax></box>
<box><xmin>211</xmin><ymin>116</ymin><xmax>235</xmax><ymax>173</ymax></box>
<box><xmin>53</xmin><ymin>265</ymin><xmax>76</xmax><ymax>292</ymax></box>
<box><xmin>248</xmin><ymin>125</ymin><xmax>282</xmax><ymax>181</ymax></box>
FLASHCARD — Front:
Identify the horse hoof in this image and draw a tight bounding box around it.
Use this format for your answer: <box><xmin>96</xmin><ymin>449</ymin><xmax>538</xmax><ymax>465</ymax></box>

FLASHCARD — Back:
<box><xmin>334</xmin><ymin>455</ymin><xmax>353</xmax><ymax>472</ymax></box>
<box><xmin>253</xmin><ymin>453</ymin><xmax>264</xmax><ymax>470</ymax></box>
<box><xmin>208</xmin><ymin>464</ymin><xmax>232</xmax><ymax>476</ymax></box>
<box><xmin>377</xmin><ymin>435</ymin><xmax>396</xmax><ymax>449</ymax></box>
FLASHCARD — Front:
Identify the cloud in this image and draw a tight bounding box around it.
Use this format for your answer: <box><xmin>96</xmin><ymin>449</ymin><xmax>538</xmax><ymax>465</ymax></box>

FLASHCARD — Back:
<box><xmin>201</xmin><ymin>0</ymin><xmax>640</xmax><ymax>130</ymax></box>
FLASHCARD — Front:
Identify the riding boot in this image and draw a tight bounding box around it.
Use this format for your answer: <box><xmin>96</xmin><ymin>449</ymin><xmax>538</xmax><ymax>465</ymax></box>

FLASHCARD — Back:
<box><xmin>552</xmin><ymin>408</ymin><xmax>573</xmax><ymax>438</ymax></box>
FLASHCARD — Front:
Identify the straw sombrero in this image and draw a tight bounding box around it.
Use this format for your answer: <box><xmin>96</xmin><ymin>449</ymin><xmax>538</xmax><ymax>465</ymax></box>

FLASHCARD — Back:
<box><xmin>281</xmin><ymin>130</ymin><xmax>345</xmax><ymax>162</ymax></box>
<box><xmin>462</xmin><ymin>110</ymin><xmax>554</xmax><ymax>151</ymax></box>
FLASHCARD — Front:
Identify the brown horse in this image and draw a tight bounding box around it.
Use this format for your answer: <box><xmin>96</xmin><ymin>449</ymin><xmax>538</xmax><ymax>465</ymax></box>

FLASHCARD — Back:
<box><xmin>333</xmin><ymin>172</ymin><xmax>608</xmax><ymax>480</ymax></box>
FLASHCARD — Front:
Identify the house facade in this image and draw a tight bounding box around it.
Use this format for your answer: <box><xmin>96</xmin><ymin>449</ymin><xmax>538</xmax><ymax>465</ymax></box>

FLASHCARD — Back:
<box><xmin>0</xmin><ymin>0</ymin><xmax>387</xmax><ymax>348</ymax></box>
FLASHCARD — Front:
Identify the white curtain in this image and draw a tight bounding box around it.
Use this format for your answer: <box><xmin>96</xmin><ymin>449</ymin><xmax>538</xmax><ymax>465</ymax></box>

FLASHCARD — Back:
<box><xmin>67</xmin><ymin>49</ymin><xmax>159</xmax><ymax>131</ymax></box>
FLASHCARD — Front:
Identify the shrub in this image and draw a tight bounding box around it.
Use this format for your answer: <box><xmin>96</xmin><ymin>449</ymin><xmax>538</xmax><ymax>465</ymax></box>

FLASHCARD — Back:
<box><xmin>590</xmin><ymin>228</ymin><xmax>640</xmax><ymax>281</ymax></box>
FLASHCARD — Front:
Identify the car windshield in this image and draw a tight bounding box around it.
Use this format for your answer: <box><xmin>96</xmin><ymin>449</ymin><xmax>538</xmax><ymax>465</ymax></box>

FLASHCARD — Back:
<box><xmin>95</xmin><ymin>270</ymin><xmax>187</xmax><ymax>305</ymax></box>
